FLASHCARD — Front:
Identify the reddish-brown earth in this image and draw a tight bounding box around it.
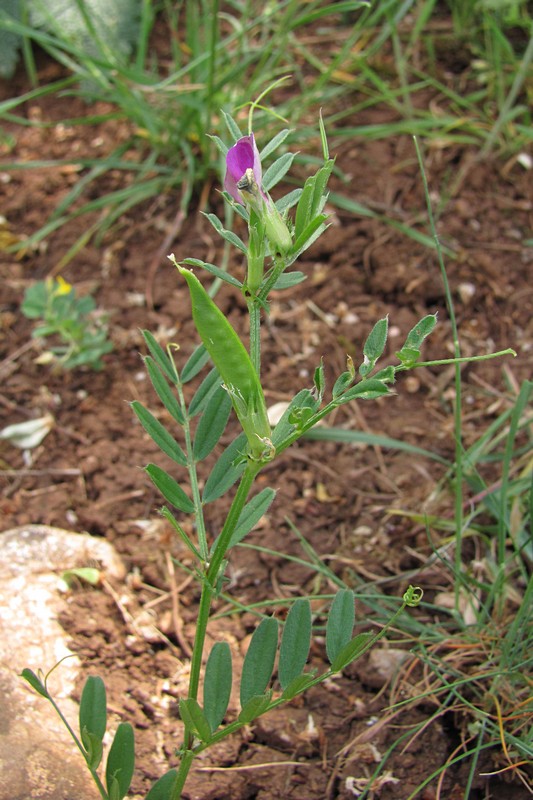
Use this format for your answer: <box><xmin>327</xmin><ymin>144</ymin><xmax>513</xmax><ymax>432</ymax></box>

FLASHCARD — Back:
<box><xmin>1</xmin><ymin>25</ymin><xmax>532</xmax><ymax>800</ymax></box>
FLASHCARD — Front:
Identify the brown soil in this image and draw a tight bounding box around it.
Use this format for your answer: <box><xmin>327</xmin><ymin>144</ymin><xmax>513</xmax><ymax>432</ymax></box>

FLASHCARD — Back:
<box><xmin>1</xmin><ymin>21</ymin><xmax>532</xmax><ymax>800</ymax></box>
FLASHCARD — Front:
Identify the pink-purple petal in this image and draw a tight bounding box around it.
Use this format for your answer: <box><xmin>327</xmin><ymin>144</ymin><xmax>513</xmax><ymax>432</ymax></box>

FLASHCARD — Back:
<box><xmin>224</xmin><ymin>133</ymin><xmax>263</xmax><ymax>204</ymax></box>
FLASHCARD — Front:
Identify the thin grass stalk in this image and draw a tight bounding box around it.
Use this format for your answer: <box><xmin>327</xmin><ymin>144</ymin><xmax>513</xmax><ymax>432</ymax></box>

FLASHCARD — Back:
<box><xmin>414</xmin><ymin>137</ymin><xmax>464</xmax><ymax>615</ymax></box>
<box><xmin>481</xmin><ymin>24</ymin><xmax>533</xmax><ymax>155</ymax></box>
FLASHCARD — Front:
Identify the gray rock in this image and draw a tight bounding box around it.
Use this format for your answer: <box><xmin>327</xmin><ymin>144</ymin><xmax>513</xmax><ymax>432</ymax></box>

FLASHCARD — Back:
<box><xmin>0</xmin><ymin>525</ymin><xmax>126</xmax><ymax>800</ymax></box>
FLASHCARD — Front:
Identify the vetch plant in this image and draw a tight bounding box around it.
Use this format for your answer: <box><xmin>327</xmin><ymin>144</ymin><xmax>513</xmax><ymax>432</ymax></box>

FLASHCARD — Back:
<box><xmin>22</xmin><ymin>113</ymin><xmax>515</xmax><ymax>799</ymax></box>
<box><xmin>21</xmin><ymin>276</ymin><xmax>113</xmax><ymax>370</ymax></box>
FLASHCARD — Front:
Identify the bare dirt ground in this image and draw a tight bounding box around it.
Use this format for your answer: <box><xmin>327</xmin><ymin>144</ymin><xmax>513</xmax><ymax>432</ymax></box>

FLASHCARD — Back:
<box><xmin>1</xmin><ymin>22</ymin><xmax>532</xmax><ymax>800</ymax></box>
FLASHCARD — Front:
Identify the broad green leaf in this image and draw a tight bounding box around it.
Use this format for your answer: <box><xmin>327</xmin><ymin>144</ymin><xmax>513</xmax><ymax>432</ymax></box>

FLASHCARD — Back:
<box><xmin>202</xmin><ymin>432</ymin><xmax>247</xmax><ymax>504</ymax></box>
<box><xmin>145</xmin><ymin>464</ymin><xmax>195</xmax><ymax>514</ymax></box>
<box><xmin>401</xmin><ymin>314</ymin><xmax>437</xmax><ymax>351</ymax></box>
<box><xmin>181</xmin><ymin>343</ymin><xmax>211</xmax><ymax>383</ymax></box>
<box><xmin>193</xmin><ymin>384</ymin><xmax>232</xmax><ymax>461</ymax></box>
<box><xmin>142</xmin><ymin>330</ymin><xmax>177</xmax><ymax>384</ymax></box>
<box><xmin>281</xmin><ymin>672</ymin><xmax>316</xmax><ymax>701</ymax></box>
<box><xmin>240</xmin><ymin>618</ymin><xmax>278</xmax><ymax>708</ymax></box>
<box><xmin>238</xmin><ymin>692</ymin><xmax>272</xmax><ymax>724</ymax></box>
<box><xmin>228</xmin><ymin>488</ymin><xmax>276</xmax><ymax>549</ymax></box>
<box><xmin>178</xmin><ymin>698</ymin><xmax>212</xmax><ymax>743</ymax></box>
<box><xmin>105</xmin><ymin>722</ymin><xmax>135</xmax><ymax>800</ymax></box>
<box><xmin>326</xmin><ymin>590</ymin><xmax>355</xmax><ymax>664</ymax></box>
<box><xmin>262</xmin><ymin>152</ymin><xmax>296</xmax><ymax>192</ymax></box>
<box><xmin>331</xmin><ymin>632</ymin><xmax>374</xmax><ymax>673</ymax></box>
<box><xmin>188</xmin><ymin>367</ymin><xmax>222</xmax><ymax>417</ymax></box>
<box><xmin>132</xmin><ymin>402</ymin><xmax>187</xmax><ymax>466</ymax></box>
<box><xmin>145</xmin><ymin>770</ymin><xmax>178</xmax><ymax>800</ymax></box>
<box><xmin>144</xmin><ymin>357</ymin><xmax>184</xmax><ymax>426</ymax></box>
<box><xmin>278</xmin><ymin>599</ymin><xmax>312</xmax><ymax>691</ymax></box>
<box><xmin>203</xmin><ymin>642</ymin><xmax>232</xmax><ymax>733</ymax></box>
<box><xmin>360</xmin><ymin>317</ymin><xmax>388</xmax><ymax>377</ymax></box>
<box><xmin>79</xmin><ymin>676</ymin><xmax>106</xmax><ymax>742</ymax></box>
<box><xmin>21</xmin><ymin>668</ymin><xmax>49</xmax><ymax>698</ymax></box>
<box><xmin>338</xmin><ymin>380</ymin><xmax>391</xmax><ymax>403</ymax></box>
<box><xmin>182</xmin><ymin>258</ymin><xmax>242</xmax><ymax>289</ymax></box>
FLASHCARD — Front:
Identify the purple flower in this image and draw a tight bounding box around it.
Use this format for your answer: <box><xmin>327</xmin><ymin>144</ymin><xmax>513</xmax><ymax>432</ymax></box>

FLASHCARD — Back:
<box><xmin>224</xmin><ymin>134</ymin><xmax>267</xmax><ymax>206</ymax></box>
<box><xmin>224</xmin><ymin>131</ymin><xmax>292</xmax><ymax>256</ymax></box>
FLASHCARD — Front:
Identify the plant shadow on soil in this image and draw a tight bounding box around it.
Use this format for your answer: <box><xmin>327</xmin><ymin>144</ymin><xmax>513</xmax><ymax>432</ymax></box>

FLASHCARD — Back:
<box><xmin>1</xmin><ymin>40</ymin><xmax>532</xmax><ymax>800</ymax></box>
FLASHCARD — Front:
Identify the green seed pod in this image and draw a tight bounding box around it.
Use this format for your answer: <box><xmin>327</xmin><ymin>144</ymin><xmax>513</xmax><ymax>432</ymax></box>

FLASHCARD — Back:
<box><xmin>178</xmin><ymin>267</ymin><xmax>274</xmax><ymax>462</ymax></box>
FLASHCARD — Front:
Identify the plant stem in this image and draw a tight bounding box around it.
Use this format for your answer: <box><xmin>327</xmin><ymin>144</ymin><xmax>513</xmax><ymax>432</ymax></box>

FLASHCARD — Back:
<box><xmin>178</xmin><ymin>462</ymin><xmax>260</xmax><ymax>787</ymax></box>
<box><xmin>414</xmin><ymin>137</ymin><xmax>464</xmax><ymax>614</ymax></box>
<box><xmin>248</xmin><ymin>299</ymin><xmax>261</xmax><ymax>374</ymax></box>
<box><xmin>169</xmin><ymin>749</ymin><xmax>195</xmax><ymax>800</ymax></box>
<box><xmin>47</xmin><ymin>695</ymin><xmax>109</xmax><ymax>800</ymax></box>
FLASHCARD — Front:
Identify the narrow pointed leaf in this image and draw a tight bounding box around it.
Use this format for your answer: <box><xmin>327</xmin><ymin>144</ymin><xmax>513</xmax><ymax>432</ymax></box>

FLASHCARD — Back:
<box><xmin>189</xmin><ymin>367</ymin><xmax>222</xmax><ymax>417</ymax></box>
<box><xmin>79</xmin><ymin>675</ymin><xmax>106</xmax><ymax>742</ymax></box>
<box><xmin>203</xmin><ymin>212</ymin><xmax>247</xmax><ymax>253</ymax></box>
<box><xmin>203</xmin><ymin>642</ymin><xmax>232</xmax><ymax>733</ymax></box>
<box><xmin>338</xmin><ymin>380</ymin><xmax>391</xmax><ymax>403</ymax></box>
<box><xmin>331</xmin><ymin>632</ymin><xmax>374</xmax><ymax>673</ymax></box>
<box><xmin>228</xmin><ymin>488</ymin><xmax>276</xmax><ymax>549</ymax></box>
<box><xmin>145</xmin><ymin>464</ymin><xmax>195</xmax><ymax>513</ymax></box>
<box><xmin>313</xmin><ymin>359</ymin><xmax>325</xmax><ymax>403</ymax></box>
<box><xmin>402</xmin><ymin>314</ymin><xmax>437</xmax><ymax>351</ymax></box>
<box><xmin>145</xmin><ymin>770</ymin><xmax>178</xmax><ymax>800</ymax></box>
<box><xmin>132</xmin><ymin>402</ymin><xmax>187</xmax><ymax>466</ymax></box>
<box><xmin>193</xmin><ymin>384</ymin><xmax>232</xmax><ymax>461</ymax></box>
<box><xmin>240</xmin><ymin>617</ymin><xmax>278</xmax><ymax>708</ymax></box>
<box><xmin>326</xmin><ymin>590</ymin><xmax>355</xmax><ymax>664</ymax></box>
<box><xmin>183</xmin><ymin>258</ymin><xmax>243</xmax><ymax>289</ymax></box>
<box><xmin>310</xmin><ymin>160</ymin><xmax>334</xmax><ymax>218</ymax></box>
<box><xmin>272</xmin><ymin>271</ymin><xmax>307</xmax><ymax>290</ymax></box>
<box><xmin>222</xmin><ymin>109</ymin><xmax>243</xmax><ymax>140</ymax></box>
<box><xmin>271</xmin><ymin>389</ymin><xmax>318</xmax><ymax>448</ymax></box>
<box><xmin>259</xmin><ymin>128</ymin><xmax>290</xmax><ymax>160</ymax></box>
<box><xmin>332</xmin><ymin>370</ymin><xmax>355</xmax><ymax>399</ymax></box>
<box><xmin>21</xmin><ymin>668</ymin><xmax>49</xmax><ymax>698</ymax></box>
<box><xmin>142</xmin><ymin>330</ymin><xmax>177</xmax><ymax>384</ymax></box>
<box><xmin>263</xmin><ymin>152</ymin><xmax>296</xmax><ymax>192</ymax></box>
<box><xmin>179</xmin><ymin>698</ymin><xmax>212</xmax><ymax>743</ymax></box>
<box><xmin>202</xmin><ymin>432</ymin><xmax>247</xmax><ymax>503</ymax></box>
<box><xmin>181</xmin><ymin>343</ymin><xmax>211</xmax><ymax>383</ymax></box>
<box><xmin>105</xmin><ymin>722</ymin><xmax>135</xmax><ymax>800</ymax></box>
<box><xmin>144</xmin><ymin>357</ymin><xmax>184</xmax><ymax>425</ymax></box>
<box><xmin>360</xmin><ymin>317</ymin><xmax>388</xmax><ymax>376</ymax></box>
<box><xmin>278</xmin><ymin>599</ymin><xmax>312</xmax><ymax>691</ymax></box>
<box><xmin>294</xmin><ymin>176</ymin><xmax>316</xmax><ymax>241</ymax></box>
